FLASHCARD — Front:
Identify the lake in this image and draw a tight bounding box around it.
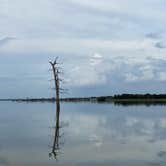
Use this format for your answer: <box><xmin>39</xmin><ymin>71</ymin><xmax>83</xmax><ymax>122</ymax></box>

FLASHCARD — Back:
<box><xmin>0</xmin><ymin>102</ymin><xmax>166</xmax><ymax>166</ymax></box>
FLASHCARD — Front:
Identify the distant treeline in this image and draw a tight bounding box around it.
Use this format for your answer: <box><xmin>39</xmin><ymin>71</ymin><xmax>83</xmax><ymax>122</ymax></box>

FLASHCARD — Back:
<box><xmin>114</xmin><ymin>94</ymin><xmax>166</xmax><ymax>99</ymax></box>
<box><xmin>112</xmin><ymin>94</ymin><xmax>166</xmax><ymax>106</ymax></box>
<box><xmin>10</xmin><ymin>97</ymin><xmax>92</xmax><ymax>102</ymax></box>
<box><xmin>1</xmin><ymin>94</ymin><xmax>166</xmax><ymax>105</ymax></box>
<box><xmin>10</xmin><ymin>96</ymin><xmax>112</xmax><ymax>102</ymax></box>
<box><xmin>11</xmin><ymin>98</ymin><xmax>56</xmax><ymax>102</ymax></box>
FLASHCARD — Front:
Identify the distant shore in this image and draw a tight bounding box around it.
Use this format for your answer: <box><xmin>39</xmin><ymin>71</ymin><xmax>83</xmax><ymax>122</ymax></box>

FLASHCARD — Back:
<box><xmin>1</xmin><ymin>94</ymin><xmax>166</xmax><ymax>105</ymax></box>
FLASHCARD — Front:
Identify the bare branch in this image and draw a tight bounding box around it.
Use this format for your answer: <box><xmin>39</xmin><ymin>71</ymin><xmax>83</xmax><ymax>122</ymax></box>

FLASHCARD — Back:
<box><xmin>54</xmin><ymin>57</ymin><xmax>59</xmax><ymax>64</ymax></box>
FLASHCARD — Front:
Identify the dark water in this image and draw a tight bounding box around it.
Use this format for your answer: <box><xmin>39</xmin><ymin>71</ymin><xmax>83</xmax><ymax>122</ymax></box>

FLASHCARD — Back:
<box><xmin>0</xmin><ymin>102</ymin><xmax>166</xmax><ymax>166</ymax></box>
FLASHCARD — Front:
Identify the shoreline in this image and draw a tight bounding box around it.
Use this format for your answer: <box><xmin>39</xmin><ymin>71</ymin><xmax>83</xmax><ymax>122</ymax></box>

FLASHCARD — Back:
<box><xmin>1</xmin><ymin>94</ymin><xmax>166</xmax><ymax>105</ymax></box>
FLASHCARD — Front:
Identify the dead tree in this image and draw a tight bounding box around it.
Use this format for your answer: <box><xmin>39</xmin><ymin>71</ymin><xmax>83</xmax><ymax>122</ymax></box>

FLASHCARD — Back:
<box><xmin>49</xmin><ymin>58</ymin><xmax>60</xmax><ymax>124</ymax></box>
<box><xmin>49</xmin><ymin>57</ymin><xmax>62</xmax><ymax>159</ymax></box>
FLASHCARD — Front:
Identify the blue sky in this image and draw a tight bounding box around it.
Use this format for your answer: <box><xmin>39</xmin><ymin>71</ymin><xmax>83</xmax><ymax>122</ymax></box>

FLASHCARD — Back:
<box><xmin>0</xmin><ymin>0</ymin><xmax>166</xmax><ymax>98</ymax></box>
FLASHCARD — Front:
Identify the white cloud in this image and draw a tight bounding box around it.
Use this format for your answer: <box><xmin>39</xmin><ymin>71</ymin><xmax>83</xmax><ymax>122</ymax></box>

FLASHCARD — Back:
<box><xmin>0</xmin><ymin>0</ymin><xmax>166</xmax><ymax>94</ymax></box>
<box><xmin>0</xmin><ymin>36</ymin><xmax>14</xmax><ymax>46</ymax></box>
<box><xmin>1</xmin><ymin>37</ymin><xmax>166</xmax><ymax>87</ymax></box>
<box><xmin>139</xmin><ymin>65</ymin><xmax>155</xmax><ymax>81</ymax></box>
<box><xmin>90</xmin><ymin>53</ymin><xmax>103</xmax><ymax>66</ymax></box>
<box><xmin>159</xmin><ymin>72</ymin><xmax>166</xmax><ymax>81</ymax></box>
<box><xmin>125</xmin><ymin>73</ymin><xmax>139</xmax><ymax>82</ymax></box>
<box><xmin>1</xmin><ymin>0</ymin><xmax>166</xmax><ymax>39</ymax></box>
<box><xmin>125</xmin><ymin>65</ymin><xmax>155</xmax><ymax>82</ymax></box>
<box><xmin>66</xmin><ymin>65</ymin><xmax>106</xmax><ymax>86</ymax></box>
<box><xmin>67</xmin><ymin>0</ymin><xmax>166</xmax><ymax>23</ymax></box>
<box><xmin>0</xmin><ymin>38</ymin><xmax>154</xmax><ymax>55</ymax></box>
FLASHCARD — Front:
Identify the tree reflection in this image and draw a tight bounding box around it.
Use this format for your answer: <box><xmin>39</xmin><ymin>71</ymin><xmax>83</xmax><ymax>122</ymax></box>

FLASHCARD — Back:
<box><xmin>49</xmin><ymin>105</ymin><xmax>61</xmax><ymax>160</ymax></box>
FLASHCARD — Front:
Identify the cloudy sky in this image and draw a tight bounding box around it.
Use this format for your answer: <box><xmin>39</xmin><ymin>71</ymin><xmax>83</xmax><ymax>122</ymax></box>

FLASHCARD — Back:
<box><xmin>0</xmin><ymin>0</ymin><xmax>166</xmax><ymax>98</ymax></box>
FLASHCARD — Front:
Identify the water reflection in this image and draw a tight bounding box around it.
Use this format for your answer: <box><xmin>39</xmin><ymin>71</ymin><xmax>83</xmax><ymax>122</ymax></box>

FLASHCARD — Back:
<box><xmin>0</xmin><ymin>102</ymin><xmax>166</xmax><ymax>165</ymax></box>
<box><xmin>49</xmin><ymin>103</ymin><xmax>61</xmax><ymax>159</ymax></box>
<box><xmin>113</xmin><ymin>101</ymin><xmax>166</xmax><ymax>106</ymax></box>
<box><xmin>49</xmin><ymin>119</ymin><xmax>60</xmax><ymax>159</ymax></box>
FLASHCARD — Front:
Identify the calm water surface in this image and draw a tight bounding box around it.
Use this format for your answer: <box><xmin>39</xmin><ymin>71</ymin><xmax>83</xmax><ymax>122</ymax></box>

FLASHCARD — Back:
<box><xmin>0</xmin><ymin>102</ymin><xmax>166</xmax><ymax>166</ymax></box>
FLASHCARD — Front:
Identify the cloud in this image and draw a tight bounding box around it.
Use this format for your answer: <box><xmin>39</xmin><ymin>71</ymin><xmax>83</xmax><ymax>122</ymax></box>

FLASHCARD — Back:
<box><xmin>1</xmin><ymin>0</ymin><xmax>166</xmax><ymax>40</ymax></box>
<box><xmin>0</xmin><ymin>37</ymin><xmax>14</xmax><ymax>46</ymax></box>
<box><xmin>155</xmin><ymin>41</ymin><xmax>166</xmax><ymax>49</ymax></box>
<box><xmin>0</xmin><ymin>0</ymin><xmax>166</xmax><ymax>96</ymax></box>
<box><xmin>139</xmin><ymin>65</ymin><xmax>155</xmax><ymax>81</ymax></box>
<box><xmin>66</xmin><ymin>51</ymin><xmax>166</xmax><ymax>87</ymax></box>
<box><xmin>90</xmin><ymin>53</ymin><xmax>103</xmax><ymax>66</ymax></box>
<box><xmin>159</xmin><ymin>72</ymin><xmax>166</xmax><ymax>81</ymax></box>
<box><xmin>146</xmin><ymin>32</ymin><xmax>162</xmax><ymax>39</ymax></box>
<box><xmin>125</xmin><ymin>73</ymin><xmax>140</xmax><ymax>82</ymax></box>
<box><xmin>66</xmin><ymin>65</ymin><xmax>106</xmax><ymax>86</ymax></box>
<box><xmin>0</xmin><ymin>38</ymin><xmax>154</xmax><ymax>55</ymax></box>
<box><xmin>65</xmin><ymin>52</ymin><xmax>113</xmax><ymax>86</ymax></box>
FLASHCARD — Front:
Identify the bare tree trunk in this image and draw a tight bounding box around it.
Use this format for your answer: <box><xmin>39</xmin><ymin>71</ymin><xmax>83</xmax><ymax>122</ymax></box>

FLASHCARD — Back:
<box><xmin>49</xmin><ymin>59</ymin><xmax>61</xmax><ymax>159</ymax></box>
<box><xmin>49</xmin><ymin>60</ymin><xmax>60</xmax><ymax>119</ymax></box>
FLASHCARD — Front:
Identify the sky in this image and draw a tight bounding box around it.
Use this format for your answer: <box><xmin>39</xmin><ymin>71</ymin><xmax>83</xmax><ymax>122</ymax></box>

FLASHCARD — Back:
<box><xmin>0</xmin><ymin>0</ymin><xmax>166</xmax><ymax>98</ymax></box>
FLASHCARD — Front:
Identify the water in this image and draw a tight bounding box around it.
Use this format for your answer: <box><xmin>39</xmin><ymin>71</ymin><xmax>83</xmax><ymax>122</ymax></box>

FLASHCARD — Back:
<box><xmin>0</xmin><ymin>102</ymin><xmax>166</xmax><ymax>166</ymax></box>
